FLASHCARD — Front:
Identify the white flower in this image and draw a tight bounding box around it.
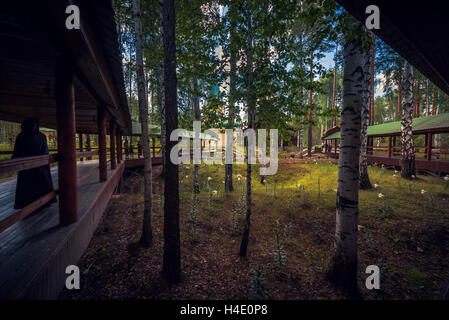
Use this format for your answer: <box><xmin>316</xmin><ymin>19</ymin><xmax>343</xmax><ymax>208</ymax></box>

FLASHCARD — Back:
<box><xmin>444</xmin><ymin>176</ymin><xmax>449</xmax><ymax>182</ymax></box>
<box><xmin>333</xmin><ymin>189</ymin><xmax>337</xmax><ymax>193</ymax></box>
<box><xmin>186</xmin><ymin>166</ymin><xmax>190</xmax><ymax>169</ymax></box>
<box><xmin>411</xmin><ymin>175</ymin><xmax>416</xmax><ymax>179</ymax></box>
<box><xmin>237</xmin><ymin>174</ymin><xmax>242</xmax><ymax>179</ymax></box>
<box><xmin>212</xmin><ymin>190</ymin><xmax>218</xmax><ymax>196</ymax></box>
<box><xmin>378</xmin><ymin>193</ymin><xmax>384</xmax><ymax>199</ymax></box>
<box><xmin>394</xmin><ymin>170</ymin><xmax>398</xmax><ymax>174</ymax></box>
<box><xmin>222</xmin><ymin>181</ymin><xmax>225</xmax><ymax>184</ymax></box>
<box><xmin>393</xmin><ymin>174</ymin><xmax>397</xmax><ymax>177</ymax></box>
<box><xmin>208</xmin><ymin>177</ymin><xmax>212</xmax><ymax>181</ymax></box>
<box><xmin>374</xmin><ymin>184</ymin><xmax>379</xmax><ymax>188</ymax></box>
<box><xmin>185</xmin><ymin>175</ymin><xmax>189</xmax><ymax>179</ymax></box>
<box><xmin>421</xmin><ymin>189</ymin><xmax>426</xmax><ymax>195</ymax></box>
<box><xmin>237</xmin><ymin>177</ymin><xmax>241</xmax><ymax>181</ymax></box>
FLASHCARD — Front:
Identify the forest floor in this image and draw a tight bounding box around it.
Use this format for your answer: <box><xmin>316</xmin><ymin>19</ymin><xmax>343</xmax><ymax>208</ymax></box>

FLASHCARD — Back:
<box><xmin>59</xmin><ymin>157</ymin><xmax>449</xmax><ymax>300</ymax></box>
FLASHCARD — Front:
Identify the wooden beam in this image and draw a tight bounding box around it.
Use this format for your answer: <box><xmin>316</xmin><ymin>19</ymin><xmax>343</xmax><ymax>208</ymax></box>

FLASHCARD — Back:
<box><xmin>98</xmin><ymin>108</ymin><xmax>108</xmax><ymax>182</ymax></box>
<box><xmin>55</xmin><ymin>58</ymin><xmax>78</xmax><ymax>226</ymax></box>
<box><xmin>426</xmin><ymin>132</ymin><xmax>432</xmax><ymax>161</ymax></box>
<box><xmin>388</xmin><ymin>136</ymin><xmax>392</xmax><ymax>158</ymax></box>
<box><xmin>116</xmin><ymin>131</ymin><xmax>121</xmax><ymax>163</ymax></box>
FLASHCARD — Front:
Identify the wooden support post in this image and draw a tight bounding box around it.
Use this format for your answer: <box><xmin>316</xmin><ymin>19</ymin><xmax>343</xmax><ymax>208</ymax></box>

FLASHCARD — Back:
<box><xmin>393</xmin><ymin>136</ymin><xmax>396</xmax><ymax>156</ymax></box>
<box><xmin>120</xmin><ymin>133</ymin><xmax>123</xmax><ymax>162</ymax></box>
<box><xmin>116</xmin><ymin>131</ymin><xmax>122</xmax><ymax>163</ymax></box>
<box><xmin>79</xmin><ymin>133</ymin><xmax>83</xmax><ymax>161</ymax></box>
<box><xmin>98</xmin><ymin>109</ymin><xmax>108</xmax><ymax>182</ymax></box>
<box><xmin>388</xmin><ymin>136</ymin><xmax>392</xmax><ymax>158</ymax></box>
<box><xmin>426</xmin><ymin>132</ymin><xmax>432</xmax><ymax>161</ymax></box>
<box><xmin>110</xmin><ymin>122</ymin><xmax>116</xmax><ymax>170</ymax></box>
<box><xmin>86</xmin><ymin>134</ymin><xmax>92</xmax><ymax>160</ymax></box>
<box><xmin>55</xmin><ymin>58</ymin><xmax>78</xmax><ymax>226</ymax></box>
<box><xmin>367</xmin><ymin>137</ymin><xmax>372</xmax><ymax>154</ymax></box>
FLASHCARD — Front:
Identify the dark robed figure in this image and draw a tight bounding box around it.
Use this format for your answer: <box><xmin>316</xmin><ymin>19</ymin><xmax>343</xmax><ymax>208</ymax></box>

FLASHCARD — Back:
<box><xmin>12</xmin><ymin>119</ymin><xmax>55</xmax><ymax>209</ymax></box>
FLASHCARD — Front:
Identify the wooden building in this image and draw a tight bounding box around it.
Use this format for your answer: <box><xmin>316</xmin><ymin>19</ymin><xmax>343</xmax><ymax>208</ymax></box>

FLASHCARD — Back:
<box><xmin>0</xmin><ymin>0</ymin><xmax>131</xmax><ymax>299</ymax></box>
<box><xmin>323</xmin><ymin>113</ymin><xmax>449</xmax><ymax>173</ymax></box>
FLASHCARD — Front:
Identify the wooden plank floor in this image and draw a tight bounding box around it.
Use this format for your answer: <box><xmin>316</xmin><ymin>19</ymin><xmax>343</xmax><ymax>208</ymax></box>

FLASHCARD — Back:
<box><xmin>0</xmin><ymin>160</ymin><xmax>123</xmax><ymax>299</ymax></box>
<box><xmin>0</xmin><ymin>161</ymin><xmax>99</xmax><ymax>223</ymax></box>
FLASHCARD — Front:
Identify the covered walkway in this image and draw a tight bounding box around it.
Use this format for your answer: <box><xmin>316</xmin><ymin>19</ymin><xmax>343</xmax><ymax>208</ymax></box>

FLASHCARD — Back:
<box><xmin>323</xmin><ymin>107</ymin><xmax>449</xmax><ymax>173</ymax></box>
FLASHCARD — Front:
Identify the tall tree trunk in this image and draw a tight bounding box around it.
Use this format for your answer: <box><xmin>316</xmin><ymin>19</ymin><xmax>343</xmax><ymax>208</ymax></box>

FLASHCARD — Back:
<box><xmin>401</xmin><ymin>61</ymin><xmax>416</xmax><ymax>179</ymax></box>
<box><xmin>193</xmin><ymin>76</ymin><xmax>200</xmax><ymax>193</ymax></box>
<box><xmin>158</xmin><ymin>6</ymin><xmax>166</xmax><ymax>178</ymax></box>
<box><xmin>431</xmin><ymin>87</ymin><xmax>435</xmax><ymax>115</ymax></box>
<box><xmin>299</xmin><ymin>116</ymin><xmax>304</xmax><ymax>158</ymax></box>
<box><xmin>307</xmin><ymin>50</ymin><xmax>313</xmax><ymax>158</ymax></box>
<box><xmin>434</xmin><ymin>98</ymin><xmax>441</xmax><ymax>155</ymax></box>
<box><xmin>128</xmin><ymin>60</ymin><xmax>133</xmax><ymax>106</ymax></box>
<box><xmin>133</xmin><ymin>0</ymin><xmax>153</xmax><ymax>247</ymax></box>
<box><xmin>225</xmin><ymin>8</ymin><xmax>237</xmax><ymax>193</ymax></box>
<box><xmin>425</xmin><ymin>79</ymin><xmax>429</xmax><ymax>116</ymax></box>
<box><xmin>327</xmin><ymin>34</ymin><xmax>364</xmax><ymax>296</ymax></box>
<box><xmin>359</xmin><ymin>36</ymin><xmax>372</xmax><ymax>190</ymax></box>
<box><xmin>298</xmin><ymin>28</ymin><xmax>305</xmax><ymax>159</ymax></box>
<box><xmin>415</xmin><ymin>80</ymin><xmax>420</xmax><ymax>117</ymax></box>
<box><xmin>332</xmin><ymin>44</ymin><xmax>338</xmax><ymax>127</ymax></box>
<box><xmin>239</xmin><ymin>0</ymin><xmax>253</xmax><ymax>258</ymax></box>
<box><xmin>369</xmin><ymin>33</ymin><xmax>375</xmax><ymax>125</ymax></box>
<box><xmin>161</xmin><ymin>0</ymin><xmax>181</xmax><ymax>284</ymax></box>
<box><xmin>397</xmin><ymin>73</ymin><xmax>402</xmax><ymax>120</ymax></box>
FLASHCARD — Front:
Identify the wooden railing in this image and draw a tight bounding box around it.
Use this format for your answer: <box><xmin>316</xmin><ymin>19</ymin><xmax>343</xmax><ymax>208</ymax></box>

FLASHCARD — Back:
<box><xmin>0</xmin><ymin>190</ymin><xmax>58</xmax><ymax>233</ymax></box>
<box><xmin>127</xmin><ymin>145</ymin><xmax>162</xmax><ymax>157</ymax></box>
<box><xmin>0</xmin><ymin>148</ymin><xmax>110</xmax><ymax>233</ymax></box>
<box><xmin>0</xmin><ymin>141</ymin><xmax>163</xmax><ymax>233</ymax></box>
<box><xmin>0</xmin><ymin>154</ymin><xmax>58</xmax><ymax>175</ymax></box>
<box><xmin>328</xmin><ymin>144</ymin><xmax>449</xmax><ymax>161</ymax></box>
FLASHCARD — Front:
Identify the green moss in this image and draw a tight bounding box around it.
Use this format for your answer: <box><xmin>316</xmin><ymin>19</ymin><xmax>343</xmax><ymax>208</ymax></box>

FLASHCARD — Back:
<box><xmin>400</xmin><ymin>269</ymin><xmax>431</xmax><ymax>287</ymax></box>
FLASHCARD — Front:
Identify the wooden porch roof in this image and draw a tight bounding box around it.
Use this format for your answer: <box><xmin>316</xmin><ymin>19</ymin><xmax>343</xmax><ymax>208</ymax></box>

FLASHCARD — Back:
<box><xmin>0</xmin><ymin>0</ymin><xmax>131</xmax><ymax>134</ymax></box>
<box><xmin>323</xmin><ymin>113</ymin><xmax>449</xmax><ymax>140</ymax></box>
<box><xmin>336</xmin><ymin>0</ymin><xmax>449</xmax><ymax>96</ymax></box>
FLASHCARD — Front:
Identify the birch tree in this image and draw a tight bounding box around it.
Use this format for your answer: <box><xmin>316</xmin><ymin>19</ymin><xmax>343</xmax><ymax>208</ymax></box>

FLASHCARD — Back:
<box><xmin>401</xmin><ymin>61</ymin><xmax>416</xmax><ymax>179</ymax></box>
<box><xmin>225</xmin><ymin>0</ymin><xmax>239</xmax><ymax>193</ymax></box>
<box><xmin>133</xmin><ymin>0</ymin><xmax>153</xmax><ymax>247</ymax></box>
<box><xmin>239</xmin><ymin>0</ymin><xmax>253</xmax><ymax>258</ymax></box>
<box><xmin>327</xmin><ymin>24</ymin><xmax>365</xmax><ymax>296</ymax></box>
<box><xmin>359</xmin><ymin>33</ymin><xmax>372</xmax><ymax>190</ymax></box>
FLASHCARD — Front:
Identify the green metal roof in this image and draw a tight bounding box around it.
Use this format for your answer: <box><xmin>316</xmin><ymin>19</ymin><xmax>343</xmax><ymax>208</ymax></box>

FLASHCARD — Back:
<box><xmin>39</xmin><ymin>127</ymin><xmax>56</xmax><ymax>132</ymax></box>
<box><xmin>324</xmin><ymin>131</ymin><xmax>341</xmax><ymax>140</ymax></box>
<box><xmin>323</xmin><ymin>113</ymin><xmax>449</xmax><ymax>140</ymax></box>
<box><xmin>131</xmin><ymin>122</ymin><xmax>218</xmax><ymax>140</ymax></box>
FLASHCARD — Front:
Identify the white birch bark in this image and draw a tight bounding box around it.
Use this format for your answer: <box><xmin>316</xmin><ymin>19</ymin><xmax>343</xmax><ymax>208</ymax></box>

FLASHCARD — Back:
<box><xmin>359</xmin><ymin>34</ymin><xmax>372</xmax><ymax>189</ymax></box>
<box><xmin>328</xmin><ymin>35</ymin><xmax>363</xmax><ymax>294</ymax></box>
<box><xmin>401</xmin><ymin>61</ymin><xmax>416</xmax><ymax>178</ymax></box>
